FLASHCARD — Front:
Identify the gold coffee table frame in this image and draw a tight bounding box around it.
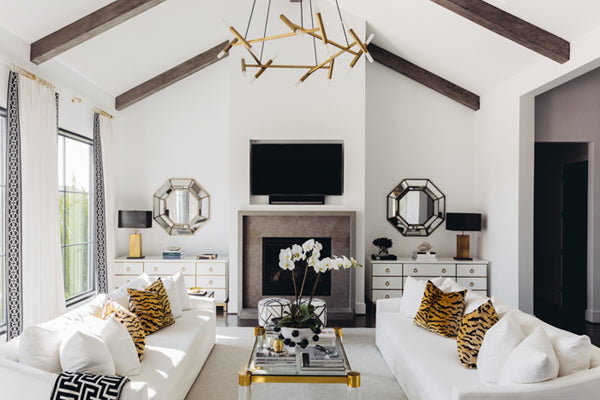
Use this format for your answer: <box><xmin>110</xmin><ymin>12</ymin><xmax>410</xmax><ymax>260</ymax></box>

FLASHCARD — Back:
<box><xmin>238</xmin><ymin>327</ymin><xmax>361</xmax><ymax>400</ymax></box>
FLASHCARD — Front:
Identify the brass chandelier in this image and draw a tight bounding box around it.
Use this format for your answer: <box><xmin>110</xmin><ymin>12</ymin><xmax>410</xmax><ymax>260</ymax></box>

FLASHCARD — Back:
<box><xmin>218</xmin><ymin>0</ymin><xmax>374</xmax><ymax>84</ymax></box>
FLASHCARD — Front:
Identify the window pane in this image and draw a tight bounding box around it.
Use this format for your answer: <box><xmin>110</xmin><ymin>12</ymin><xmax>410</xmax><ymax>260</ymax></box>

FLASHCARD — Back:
<box><xmin>64</xmin><ymin>244</ymin><xmax>89</xmax><ymax>298</ymax></box>
<box><xmin>65</xmin><ymin>138</ymin><xmax>91</xmax><ymax>193</ymax></box>
<box><xmin>65</xmin><ymin>193</ymin><xmax>90</xmax><ymax>245</ymax></box>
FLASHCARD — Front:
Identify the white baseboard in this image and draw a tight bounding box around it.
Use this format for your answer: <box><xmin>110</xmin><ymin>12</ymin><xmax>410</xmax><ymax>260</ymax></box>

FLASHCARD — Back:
<box><xmin>355</xmin><ymin>301</ymin><xmax>366</xmax><ymax>315</ymax></box>
<box><xmin>585</xmin><ymin>308</ymin><xmax>600</xmax><ymax>323</ymax></box>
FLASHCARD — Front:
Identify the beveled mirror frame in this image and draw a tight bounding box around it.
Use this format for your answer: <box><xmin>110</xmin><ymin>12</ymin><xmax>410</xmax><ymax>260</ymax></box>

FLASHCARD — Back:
<box><xmin>387</xmin><ymin>179</ymin><xmax>446</xmax><ymax>237</ymax></box>
<box><xmin>153</xmin><ymin>178</ymin><xmax>210</xmax><ymax>235</ymax></box>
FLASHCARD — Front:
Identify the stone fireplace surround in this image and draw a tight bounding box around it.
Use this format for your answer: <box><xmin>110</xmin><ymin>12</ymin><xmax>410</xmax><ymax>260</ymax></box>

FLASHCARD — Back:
<box><xmin>238</xmin><ymin>211</ymin><xmax>356</xmax><ymax>320</ymax></box>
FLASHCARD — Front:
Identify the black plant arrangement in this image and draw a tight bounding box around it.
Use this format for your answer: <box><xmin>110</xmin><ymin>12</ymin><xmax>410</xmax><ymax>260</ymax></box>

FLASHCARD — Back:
<box><xmin>373</xmin><ymin>237</ymin><xmax>393</xmax><ymax>255</ymax></box>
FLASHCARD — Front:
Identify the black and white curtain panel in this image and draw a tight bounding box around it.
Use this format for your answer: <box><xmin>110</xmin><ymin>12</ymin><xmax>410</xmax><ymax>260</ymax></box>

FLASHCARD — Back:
<box><xmin>5</xmin><ymin>71</ymin><xmax>65</xmax><ymax>339</ymax></box>
<box><xmin>93</xmin><ymin>113</ymin><xmax>115</xmax><ymax>293</ymax></box>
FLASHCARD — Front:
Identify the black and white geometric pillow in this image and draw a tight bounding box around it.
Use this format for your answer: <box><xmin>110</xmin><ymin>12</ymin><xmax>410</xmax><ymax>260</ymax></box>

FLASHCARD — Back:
<box><xmin>51</xmin><ymin>372</ymin><xmax>130</xmax><ymax>400</ymax></box>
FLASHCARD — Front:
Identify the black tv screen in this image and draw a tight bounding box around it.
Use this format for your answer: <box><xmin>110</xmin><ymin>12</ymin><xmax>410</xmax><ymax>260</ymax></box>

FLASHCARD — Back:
<box><xmin>251</xmin><ymin>142</ymin><xmax>343</xmax><ymax>196</ymax></box>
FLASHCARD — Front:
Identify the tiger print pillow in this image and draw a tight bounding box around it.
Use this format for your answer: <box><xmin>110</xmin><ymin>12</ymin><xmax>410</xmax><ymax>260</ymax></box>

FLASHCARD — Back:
<box><xmin>128</xmin><ymin>278</ymin><xmax>174</xmax><ymax>335</ymax></box>
<box><xmin>102</xmin><ymin>299</ymin><xmax>146</xmax><ymax>360</ymax></box>
<box><xmin>457</xmin><ymin>300</ymin><xmax>499</xmax><ymax>368</ymax></box>
<box><xmin>413</xmin><ymin>280</ymin><xmax>466</xmax><ymax>338</ymax></box>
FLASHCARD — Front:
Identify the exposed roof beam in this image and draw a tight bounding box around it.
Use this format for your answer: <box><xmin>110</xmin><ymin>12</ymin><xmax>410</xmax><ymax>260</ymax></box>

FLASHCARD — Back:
<box><xmin>115</xmin><ymin>41</ymin><xmax>228</xmax><ymax>111</ymax></box>
<box><xmin>430</xmin><ymin>0</ymin><xmax>569</xmax><ymax>64</ymax></box>
<box><xmin>30</xmin><ymin>0</ymin><xmax>167</xmax><ymax>65</ymax></box>
<box><xmin>368</xmin><ymin>44</ymin><xmax>480</xmax><ymax>111</ymax></box>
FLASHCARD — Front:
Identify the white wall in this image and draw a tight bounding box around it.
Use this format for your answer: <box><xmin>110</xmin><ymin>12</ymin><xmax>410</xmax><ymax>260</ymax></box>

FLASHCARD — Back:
<box><xmin>115</xmin><ymin>61</ymin><xmax>230</xmax><ymax>257</ymax></box>
<box><xmin>365</xmin><ymin>61</ymin><xmax>478</xmax><ymax>259</ymax></box>
<box><xmin>475</xmin><ymin>24</ymin><xmax>600</xmax><ymax>319</ymax></box>
<box><xmin>227</xmin><ymin>3</ymin><xmax>366</xmax><ymax>314</ymax></box>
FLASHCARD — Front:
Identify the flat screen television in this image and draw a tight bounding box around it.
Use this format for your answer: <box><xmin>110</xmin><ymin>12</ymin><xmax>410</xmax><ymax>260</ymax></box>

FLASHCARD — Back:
<box><xmin>251</xmin><ymin>142</ymin><xmax>343</xmax><ymax>196</ymax></box>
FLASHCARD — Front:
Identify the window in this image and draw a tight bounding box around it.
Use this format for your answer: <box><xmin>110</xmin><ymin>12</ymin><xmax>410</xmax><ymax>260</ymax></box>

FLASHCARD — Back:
<box><xmin>58</xmin><ymin>129</ymin><xmax>94</xmax><ymax>303</ymax></box>
<box><xmin>0</xmin><ymin>108</ymin><xmax>6</xmax><ymax>331</ymax></box>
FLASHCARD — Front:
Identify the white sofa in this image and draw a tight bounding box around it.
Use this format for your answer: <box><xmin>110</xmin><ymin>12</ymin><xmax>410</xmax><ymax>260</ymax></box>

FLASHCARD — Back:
<box><xmin>376</xmin><ymin>296</ymin><xmax>600</xmax><ymax>400</ymax></box>
<box><xmin>0</xmin><ymin>295</ymin><xmax>216</xmax><ymax>400</ymax></box>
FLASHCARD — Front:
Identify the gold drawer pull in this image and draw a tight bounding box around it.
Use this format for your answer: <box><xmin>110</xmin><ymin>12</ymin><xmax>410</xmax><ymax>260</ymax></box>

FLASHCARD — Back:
<box><xmin>154</xmin><ymin>267</ymin><xmax>158</xmax><ymax>272</ymax></box>
<box><xmin>442</xmin><ymin>268</ymin><xmax>446</xmax><ymax>273</ymax></box>
<box><xmin>470</xmin><ymin>268</ymin><xmax>474</xmax><ymax>274</ymax></box>
<box><xmin>413</xmin><ymin>268</ymin><xmax>418</xmax><ymax>273</ymax></box>
<box><xmin>385</xmin><ymin>281</ymin><xmax>390</xmax><ymax>286</ymax></box>
<box><xmin>209</xmin><ymin>280</ymin><xmax>213</xmax><ymax>285</ymax></box>
<box><xmin>385</xmin><ymin>295</ymin><xmax>390</xmax><ymax>299</ymax></box>
<box><xmin>126</xmin><ymin>280</ymin><xmax>131</xmax><ymax>284</ymax></box>
<box><xmin>181</xmin><ymin>267</ymin><xmax>186</xmax><ymax>272</ymax></box>
<box><xmin>209</xmin><ymin>267</ymin><xmax>214</xmax><ymax>272</ymax></box>
<box><xmin>469</xmin><ymin>282</ymin><xmax>475</xmax><ymax>287</ymax></box>
<box><xmin>126</xmin><ymin>267</ymin><xmax>131</xmax><ymax>272</ymax></box>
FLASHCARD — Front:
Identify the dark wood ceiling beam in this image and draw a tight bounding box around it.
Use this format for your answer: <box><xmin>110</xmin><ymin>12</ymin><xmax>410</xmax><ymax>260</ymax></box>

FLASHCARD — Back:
<box><xmin>430</xmin><ymin>0</ymin><xmax>569</xmax><ymax>63</ymax></box>
<box><xmin>30</xmin><ymin>0</ymin><xmax>167</xmax><ymax>65</ymax></box>
<box><xmin>368</xmin><ymin>44</ymin><xmax>480</xmax><ymax>111</ymax></box>
<box><xmin>115</xmin><ymin>41</ymin><xmax>228</xmax><ymax>111</ymax></box>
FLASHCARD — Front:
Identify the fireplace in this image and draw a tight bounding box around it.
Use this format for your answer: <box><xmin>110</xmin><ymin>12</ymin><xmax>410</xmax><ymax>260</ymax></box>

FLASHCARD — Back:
<box><xmin>262</xmin><ymin>237</ymin><xmax>332</xmax><ymax>296</ymax></box>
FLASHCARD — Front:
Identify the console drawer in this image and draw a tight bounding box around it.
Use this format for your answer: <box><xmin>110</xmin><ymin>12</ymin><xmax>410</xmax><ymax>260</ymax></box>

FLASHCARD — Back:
<box><xmin>373</xmin><ymin>264</ymin><xmax>402</xmax><ymax>276</ymax></box>
<box><xmin>196</xmin><ymin>263</ymin><xmax>226</xmax><ymax>275</ymax></box>
<box><xmin>404</xmin><ymin>264</ymin><xmax>455</xmax><ymax>276</ymax></box>
<box><xmin>196</xmin><ymin>276</ymin><xmax>226</xmax><ymax>289</ymax></box>
<box><xmin>373</xmin><ymin>290</ymin><xmax>403</xmax><ymax>301</ymax></box>
<box><xmin>145</xmin><ymin>263</ymin><xmax>193</xmax><ymax>275</ymax></box>
<box><xmin>373</xmin><ymin>277</ymin><xmax>403</xmax><ymax>290</ymax></box>
<box><xmin>457</xmin><ymin>264</ymin><xmax>487</xmax><ymax>277</ymax></box>
<box><xmin>456</xmin><ymin>277</ymin><xmax>487</xmax><ymax>290</ymax></box>
<box><xmin>114</xmin><ymin>263</ymin><xmax>143</xmax><ymax>275</ymax></box>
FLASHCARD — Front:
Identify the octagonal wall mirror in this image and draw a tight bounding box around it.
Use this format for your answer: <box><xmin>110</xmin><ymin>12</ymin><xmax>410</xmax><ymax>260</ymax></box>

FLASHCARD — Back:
<box><xmin>153</xmin><ymin>178</ymin><xmax>210</xmax><ymax>235</ymax></box>
<box><xmin>387</xmin><ymin>179</ymin><xmax>445</xmax><ymax>236</ymax></box>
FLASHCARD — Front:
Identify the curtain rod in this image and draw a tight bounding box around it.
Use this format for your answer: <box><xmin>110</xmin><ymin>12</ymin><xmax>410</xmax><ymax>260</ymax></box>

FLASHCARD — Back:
<box><xmin>0</xmin><ymin>57</ymin><xmax>114</xmax><ymax>119</ymax></box>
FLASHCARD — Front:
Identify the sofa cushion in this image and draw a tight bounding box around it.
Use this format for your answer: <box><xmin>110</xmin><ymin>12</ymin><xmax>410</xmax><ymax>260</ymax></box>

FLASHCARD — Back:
<box><xmin>457</xmin><ymin>300</ymin><xmax>499</xmax><ymax>369</ymax></box>
<box><xmin>414</xmin><ymin>280</ymin><xmax>466</xmax><ymax>338</ymax></box>
<box><xmin>477</xmin><ymin>312</ymin><xmax>525</xmax><ymax>383</ymax></box>
<box><xmin>84</xmin><ymin>315</ymin><xmax>141</xmax><ymax>376</ymax></box>
<box><xmin>108</xmin><ymin>273</ymin><xmax>151</xmax><ymax>309</ymax></box>
<box><xmin>400</xmin><ymin>276</ymin><xmax>450</xmax><ymax>319</ymax></box>
<box><xmin>173</xmin><ymin>273</ymin><xmax>192</xmax><ymax>311</ymax></box>
<box><xmin>18</xmin><ymin>325</ymin><xmax>64</xmax><ymax>373</ymax></box>
<box><xmin>498</xmin><ymin>326</ymin><xmax>559</xmax><ymax>385</ymax></box>
<box><xmin>104</xmin><ymin>300</ymin><xmax>147</xmax><ymax>361</ymax></box>
<box><xmin>59</xmin><ymin>329</ymin><xmax>115</xmax><ymax>375</ymax></box>
<box><xmin>128</xmin><ymin>279</ymin><xmax>174</xmax><ymax>335</ymax></box>
<box><xmin>551</xmin><ymin>333</ymin><xmax>591</xmax><ymax>377</ymax></box>
<box><xmin>162</xmin><ymin>277</ymin><xmax>183</xmax><ymax>318</ymax></box>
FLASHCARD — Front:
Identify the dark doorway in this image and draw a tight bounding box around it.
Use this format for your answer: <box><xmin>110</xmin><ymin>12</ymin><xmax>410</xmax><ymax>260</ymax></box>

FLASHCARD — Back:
<box><xmin>534</xmin><ymin>143</ymin><xmax>588</xmax><ymax>334</ymax></box>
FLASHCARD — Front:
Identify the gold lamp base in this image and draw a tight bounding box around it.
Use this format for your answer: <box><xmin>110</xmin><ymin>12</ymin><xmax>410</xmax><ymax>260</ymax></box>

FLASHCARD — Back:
<box><xmin>454</xmin><ymin>234</ymin><xmax>472</xmax><ymax>261</ymax></box>
<box><xmin>128</xmin><ymin>232</ymin><xmax>144</xmax><ymax>259</ymax></box>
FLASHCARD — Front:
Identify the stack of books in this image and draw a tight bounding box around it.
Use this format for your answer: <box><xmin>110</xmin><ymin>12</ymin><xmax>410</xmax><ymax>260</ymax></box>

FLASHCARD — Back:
<box><xmin>301</xmin><ymin>345</ymin><xmax>345</xmax><ymax>371</ymax></box>
<box><xmin>163</xmin><ymin>250</ymin><xmax>184</xmax><ymax>259</ymax></box>
<box><xmin>253</xmin><ymin>348</ymin><xmax>296</xmax><ymax>368</ymax></box>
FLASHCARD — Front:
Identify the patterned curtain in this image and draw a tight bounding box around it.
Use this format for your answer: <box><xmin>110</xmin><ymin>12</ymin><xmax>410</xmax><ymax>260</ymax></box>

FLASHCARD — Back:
<box><xmin>93</xmin><ymin>113</ymin><xmax>108</xmax><ymax>293</ymax></box>
<box><xmin>6</xmin><ymin>71</ymin><xmax>22</xmax><ymax>339</ymax></box>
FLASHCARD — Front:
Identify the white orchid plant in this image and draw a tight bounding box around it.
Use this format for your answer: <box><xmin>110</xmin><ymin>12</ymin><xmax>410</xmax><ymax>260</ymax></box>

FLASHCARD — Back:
<box><xmin>276</xmin><ymin>239</ymin><xmax>361</xmax><ymax>330</ymax></box>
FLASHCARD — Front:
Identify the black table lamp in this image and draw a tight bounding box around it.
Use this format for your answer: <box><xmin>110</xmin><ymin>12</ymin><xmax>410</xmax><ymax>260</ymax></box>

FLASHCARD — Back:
<box><xmin>446</xmin><ymin>213</ymin><xmax>482</xmax><ymax>261</ymax></box>
<box><xmin>118</xmin><ymin>210</ymin><xmax>153</xmax><ymax>259</ymax></box>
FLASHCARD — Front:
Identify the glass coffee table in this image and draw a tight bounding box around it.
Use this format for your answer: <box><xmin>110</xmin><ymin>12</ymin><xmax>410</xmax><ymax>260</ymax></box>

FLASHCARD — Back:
<box><xmin>238</xmin><ymin>326</ymin><xmax>360</xmax><ymax>400</ymax></box>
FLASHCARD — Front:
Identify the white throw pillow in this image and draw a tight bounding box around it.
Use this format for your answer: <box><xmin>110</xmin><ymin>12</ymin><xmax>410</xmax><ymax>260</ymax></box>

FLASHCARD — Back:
<box><xmin>399</xmin><ymin>276</ymin><xmax>447</xmax><ymax>319</ymax></box>
<box><xmin>498</xmin><ymin>326</ymin><xmax>559</xmax><ymax>385</ymax></box>
<box><xmin>107</xmin><ymin>273</ymin><xmax>151</xmax><ymax>309</ymax></box>
<box><xmin>60</xmin><ymin>329</ymin><xmax>115</xmax><ymax>375</ymax></box>
<box><xmin>84</xmin><ymin>316</ymin><xmax>141</xmax><ymax>376</ymax></box>
<box><xmin>173</xmin><ymin>272</ymin><xmax>192</xmax><ymax>311</ymax></box>
<box><xmin>162</xmin><ymin>277</ymin><xmax>183</xmax><ymax>318</ymax></box>
<box><xmin>18</xmin><ymin>325</ymin><xmax>64</xmax><ymax>373</ymax></box>
<box><xmin>550</xmin><ymin>333</ymin><xmax>591</xmax><ymax>377</ymax></box>
<box><xmin>477</xmin><ymin>312</ymin><xmax>525</xmax><ymax>383</ymax></box>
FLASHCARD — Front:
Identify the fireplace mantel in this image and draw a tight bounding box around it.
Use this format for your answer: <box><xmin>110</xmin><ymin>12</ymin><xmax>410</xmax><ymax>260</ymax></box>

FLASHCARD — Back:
<box><xmin>237</xmin><ymin>211</ymin><xmax>356</xmax><ymax>320</ymax></box>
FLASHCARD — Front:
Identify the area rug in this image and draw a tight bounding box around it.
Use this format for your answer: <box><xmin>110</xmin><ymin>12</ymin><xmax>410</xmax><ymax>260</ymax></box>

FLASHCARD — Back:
<box><xmin>185</xmin><ymin>327</ymin><xmax>407</xmax><ymax>400</ymax></box>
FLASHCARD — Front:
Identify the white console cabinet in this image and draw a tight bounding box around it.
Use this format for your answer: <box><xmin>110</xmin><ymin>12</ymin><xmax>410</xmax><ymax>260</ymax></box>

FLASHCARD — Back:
<box><xmin>367</xmin><ymin>257</ymin><xmax>488</xmax><ymax>303</ymax></box>
<box><xmin>113</xmin><ymin>256</ymin><xmax>229</xmax><ymax>311</ymax></box>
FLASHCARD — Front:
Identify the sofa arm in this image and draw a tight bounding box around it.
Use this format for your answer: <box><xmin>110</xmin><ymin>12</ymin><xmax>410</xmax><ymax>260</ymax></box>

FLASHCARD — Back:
<box><xmin>376</xmin><ymin>297</ymin><xmax>402</xmax><ymax>313</ymax></box>
<box><xmin>0</xmin><ymin>357</ymin><xmax>57</xmax><ymax>398</ymax></box>
<box><xmin>190</xmin><ymin>295</ymin><xmax>216</xmax><ymax>312</ymax></box>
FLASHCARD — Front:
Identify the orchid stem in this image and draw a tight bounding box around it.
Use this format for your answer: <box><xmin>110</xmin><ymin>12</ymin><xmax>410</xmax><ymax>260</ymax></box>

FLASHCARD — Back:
<box><xmin>291</xmin><ymin>270</ymin><xmax>299</xmax><ymax>307</ymax></box>
<box><xmin>308</xmin><ymin>273</ymin><xmax>320</xmax><ymax>307</ymax></box>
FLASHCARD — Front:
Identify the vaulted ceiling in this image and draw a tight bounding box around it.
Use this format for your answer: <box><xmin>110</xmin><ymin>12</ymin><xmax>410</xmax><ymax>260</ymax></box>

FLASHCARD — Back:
<box><xmin>1</xmin><ymin>0</ymin><xmax>599</xmax><ymax>106</ymax></box>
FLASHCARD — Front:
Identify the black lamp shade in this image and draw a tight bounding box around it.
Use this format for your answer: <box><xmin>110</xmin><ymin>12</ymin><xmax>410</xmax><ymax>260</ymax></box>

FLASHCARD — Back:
<box><xmin>118</xmin><ymin>210</ymin><xmax>153</xmax><ymax>229</ymax></box>
<box><xmin>446</xmin><ymin>212</ymin><xmax>481</xmax><ymax>232</ymax></box>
